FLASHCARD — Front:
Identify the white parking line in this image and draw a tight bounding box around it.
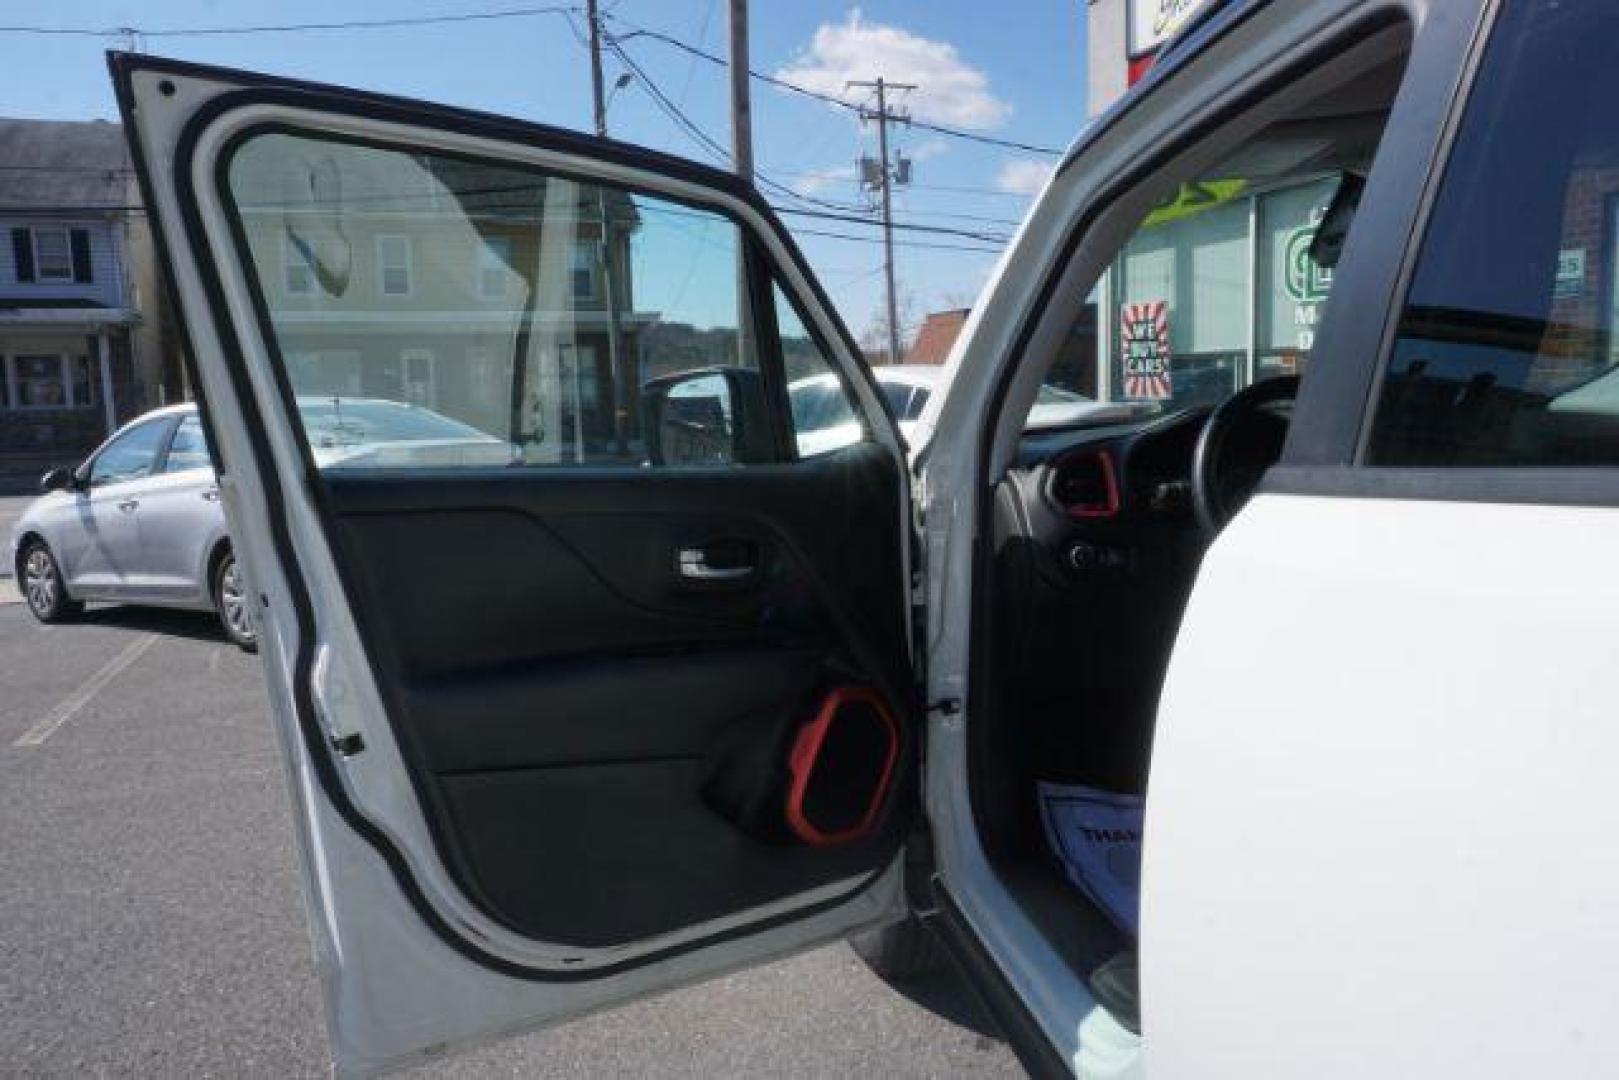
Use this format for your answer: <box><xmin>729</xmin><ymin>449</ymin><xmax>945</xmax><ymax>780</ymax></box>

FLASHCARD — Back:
<box><xmin>13</xmin><ymin>633</ymin><xmax>160</xmax><ymax>748</ymax></box>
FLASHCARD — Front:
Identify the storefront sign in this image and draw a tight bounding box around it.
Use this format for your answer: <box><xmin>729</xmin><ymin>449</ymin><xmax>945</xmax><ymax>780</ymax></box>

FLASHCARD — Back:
<box><xmin>1120</xmin><ymin>301</ymin><xmax>1173</xmax><ymax>400</ymax></box>
<box><xmin>1281</xmin><ymin>209</ymin><xmax>1333</xmax><ymax>351</ymax></box>
<box><xmin>1128</xmin><ymin>0</ymin><xmax>1213</xmax><ymax>58</ymax></box>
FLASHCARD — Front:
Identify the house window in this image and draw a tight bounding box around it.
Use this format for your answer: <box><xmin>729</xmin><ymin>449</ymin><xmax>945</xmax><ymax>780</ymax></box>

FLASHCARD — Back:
<box><xmin>377</xmin><ymin>234</ymin><xmax>412</xmax><ymax>296</ymax></box>
<box><xmin>478</xmin><ymin>236</ymin><xmax>513</xmax><ymax>298</ymax></box>
<box><xmin>33</xmin><ymin>227</ymin><xmax>74</xmax><ymax>282</ymax></box>
<box><xmin>569</xmin><ymin>240</ymin><xmax>598</xmax><ymax>301</ymax></box>
<box><xmin>284</xmin><ymin>234</ymin><xmax>315</xmax><ymax>295</ymax></box>
<box><xmin>4</xmin><ymin>354</ymin><xmax>92</xmax><ymax>409</ymax></box>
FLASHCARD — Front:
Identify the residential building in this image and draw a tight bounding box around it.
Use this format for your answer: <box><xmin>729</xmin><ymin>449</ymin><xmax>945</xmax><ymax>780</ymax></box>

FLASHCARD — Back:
<box><xmin>904</xmin><ymin>308</ymin><xmax>969</xmax><ymax>365</ymax></box>
<box><xmin>0</xmin><ymin>118</ymin><xmax>174</xmax><ymax>483</ymax></box>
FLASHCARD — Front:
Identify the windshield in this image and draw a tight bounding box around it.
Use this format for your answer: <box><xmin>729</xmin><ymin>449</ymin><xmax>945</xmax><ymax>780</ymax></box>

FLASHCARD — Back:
<box><xmin>296</xmin><ymin>398</ymin><xmax>495</xmax><ymax>449</ymax></box>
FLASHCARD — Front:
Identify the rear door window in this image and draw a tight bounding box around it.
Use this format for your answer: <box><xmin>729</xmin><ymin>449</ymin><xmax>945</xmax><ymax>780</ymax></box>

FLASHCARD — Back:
<box><xmin>1366</xmin><ymin>0</ymin><xmax>1619</xmax><ymax>467</ymax></box>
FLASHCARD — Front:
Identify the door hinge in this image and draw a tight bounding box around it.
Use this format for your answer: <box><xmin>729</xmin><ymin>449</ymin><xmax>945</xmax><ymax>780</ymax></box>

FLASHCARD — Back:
<box><xmin>928</xmin><ymin>698</ymin><xmax>961</xmax><ymax>716</ymax></box>
<box><xmin>329</xmin><ymin>732</ymin><xmax>367</xmax><ymax>757</ymax></box>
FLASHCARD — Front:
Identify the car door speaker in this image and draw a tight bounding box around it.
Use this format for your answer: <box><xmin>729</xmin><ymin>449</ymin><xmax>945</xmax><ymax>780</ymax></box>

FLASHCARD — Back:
<box><xmin>784</xmin><ymin>687</ymin><xmax>900</xmax><ymax>847</ymax></box>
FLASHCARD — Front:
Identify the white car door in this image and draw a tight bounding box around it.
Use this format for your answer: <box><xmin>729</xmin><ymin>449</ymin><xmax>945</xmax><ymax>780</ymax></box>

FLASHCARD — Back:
<box><xmin>117</xmin><ymin>55</ymin><xmax>924</xmax><ymax>1076</ymax></box>
<box><xmin>1142</xmin><ymin>2</ymin><xmax>1619</xmax><ymax>1076</ymax></box>
<box><xmin>68</xmin><ymin>415</ymin><xmax>174</xmax><ymax>596</ymax></box>
<box><xmin>128</xmin><ymin>414</ymin><xmax>221</xmax><ymax>601</ymax></box>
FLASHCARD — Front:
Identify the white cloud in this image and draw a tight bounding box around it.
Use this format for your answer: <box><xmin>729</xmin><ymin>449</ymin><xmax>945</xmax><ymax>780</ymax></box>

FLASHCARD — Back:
<box><xmin>775</xmin><ymin>11</ymin><xmax>1011</xmax><ymax>131</ymax></box>
<box><xmin>995</xmin><ymin>158</ymin><xmax>1055</xmax><ymax>196</ymax></box>
<box><xmin>792</xmin><ymin>164</ymin><xmax>858</xmax><ymax>197</ymax></box>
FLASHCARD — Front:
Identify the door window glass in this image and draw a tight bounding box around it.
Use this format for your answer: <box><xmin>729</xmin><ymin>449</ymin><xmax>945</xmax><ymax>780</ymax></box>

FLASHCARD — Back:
<box><xmin>777</xmin><ymin>281</ymin><xmax>864</xmax><ymax>457</ymax></box>
<box><xmin>163</xmin><ymin>416</ymin><xmax>212</xmax><ymax>473</ymax></box>
<box><xmin>224</xmin><ymin>132</ymin><xmax>774</xmax><ymax>469</ymax></box>
<box><xmin>1366</xmin><ymin>1</ymin><xmax>1619</xmax><ymax>467</ymax></box>
<box><xmin>89</xmin><ymin>419</ymin><xmax>168</xmax><ymax>487</ymax></box>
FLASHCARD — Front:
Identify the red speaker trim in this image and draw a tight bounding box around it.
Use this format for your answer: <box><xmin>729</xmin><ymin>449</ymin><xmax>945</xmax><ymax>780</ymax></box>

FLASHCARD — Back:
<box><xmin>785</xmin><ymin>686</ymin><xmax>900</xmax><ymax>848</ymax></box>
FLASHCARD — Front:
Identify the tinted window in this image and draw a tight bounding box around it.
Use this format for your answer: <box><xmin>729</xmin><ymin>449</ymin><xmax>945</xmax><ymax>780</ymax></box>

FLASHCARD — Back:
<box><xmin>1367</xmin><ymin>1</ymin><xmax>1619</xmax><ymax>466</ymax></box>
<box><xmin>89</xmin><ymin>419</ymin><xmax>168</xmax><ymax>487</ymax></box>
<box><xmin>163</xmin><ymin>416</ymin><xmax>212</xmax><ymax>473</ymax></box>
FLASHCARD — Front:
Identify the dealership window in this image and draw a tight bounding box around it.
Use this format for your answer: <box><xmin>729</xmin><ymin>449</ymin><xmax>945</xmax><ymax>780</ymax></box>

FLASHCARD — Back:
<box><xmin>1366</xmin><ymin>0</ymin><xmax>1619</xmax><ymax>467</ymax></box>
<box><xmin>376</xmin><ymin>234</ymin><xmax>412</xmax><ymax>296</ymax></box>
<box><xmin>1114</xmin><ymin>189</ymin><xmax>1249</xmax><ymax>407</ymax></box>
<box><xmin>1099</xmin><ymin>177</ymin><xmax>1348</xmax><ymax>409</ymax></box>
<box><xmin>1256</xmin><ymin>178</ymin><xmax>1339</xmax><ymax>381</ymax></box>
<box><xmin>478</xmin><ymin>236</ymin><xmax>513</xmax><ymax>298</ymax></box>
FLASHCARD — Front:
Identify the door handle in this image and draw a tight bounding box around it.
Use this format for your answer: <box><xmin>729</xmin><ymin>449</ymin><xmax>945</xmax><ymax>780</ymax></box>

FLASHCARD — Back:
<box><xmin>201</xmin><ymin>488</ymin><xmax>220</xmax><ymax>502</ymax></box>
<box><xmin>117</xmin><ymin>499</ymin><xmax>139</xmax><ymax>512</ymax></box>
<box><xmin>676</xmin><ymin>544</ymin><xmax>755</xmax><ymax>581</ymax></box>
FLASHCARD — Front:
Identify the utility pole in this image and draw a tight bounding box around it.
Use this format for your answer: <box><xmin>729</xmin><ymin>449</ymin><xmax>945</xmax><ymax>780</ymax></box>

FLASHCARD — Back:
<box><xmin>849</xmin><ymin>77</ymin><xmax>916</xmax><ymax>365</ymax></box>
<box><xmin>728</xmin><ymin>0</ymin><xmax>753</xmax><ymax>182</ymax></box>
<box><xmin>727</xmin><ymin>0</ymin><xmax>757</xmax><ymax>368</ymax></box>
<box><xmin>585</xmin><ymin>0</ymin><xmax>631</xmax><ymax>455</ymax></box>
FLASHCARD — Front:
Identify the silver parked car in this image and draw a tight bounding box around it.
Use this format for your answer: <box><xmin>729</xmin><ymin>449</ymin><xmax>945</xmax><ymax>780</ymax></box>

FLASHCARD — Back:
<box><xmin>8</xmin><ymin>397</ymin><xmax>512</xmax><ymax>649</ymax></box>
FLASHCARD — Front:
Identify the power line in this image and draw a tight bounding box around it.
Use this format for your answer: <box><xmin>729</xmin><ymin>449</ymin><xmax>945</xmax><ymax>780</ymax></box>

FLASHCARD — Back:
<box><xmin>0</xmin><ymin>6</ymin><xmax>576</xmax><ymax>37</ymax></box>
<box><xmin>771</xmin><ymin>205</ymin><xmax>1009</xmax><ymax>246</ymax></box>
<box><xmin>789</xmin><ymin>226</ymin><xmax>1002</xmax><ymax>255</ymax></box>
<box><xmin>607</xmin><ymin>17</ymin><xmax>1064</xmax><ymax>157</ymax></box>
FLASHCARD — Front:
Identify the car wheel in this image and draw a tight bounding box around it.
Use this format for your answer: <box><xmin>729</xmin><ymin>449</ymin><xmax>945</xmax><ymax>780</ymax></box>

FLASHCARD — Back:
<box><xmin>851</xmin><ymin>914</ymin><xmax>948</xmax><ymax>982</ymax></box>
<box><xmin>20</xmin><ymin>541</ymin><xmax>83</xmax><ymax>623</ymax></box>
<box><xmin>213</xmin><ymin>550</ymin><xmax>258</xmax><ymax>652</ymax></box>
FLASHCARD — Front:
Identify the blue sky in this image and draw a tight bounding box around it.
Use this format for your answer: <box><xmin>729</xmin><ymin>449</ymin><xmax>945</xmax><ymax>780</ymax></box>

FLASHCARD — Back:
<box><xmin>1</xmin><ymin>2</ymin><xmax>1089</xmax><ymax>341</ymax></box>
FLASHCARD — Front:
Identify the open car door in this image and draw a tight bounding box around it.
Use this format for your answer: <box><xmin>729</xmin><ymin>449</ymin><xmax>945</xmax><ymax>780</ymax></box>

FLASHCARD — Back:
<box><xmin>113</xmin><ymin>55</ymin><xmax>920</xmax><ymax>1075</ymax></box>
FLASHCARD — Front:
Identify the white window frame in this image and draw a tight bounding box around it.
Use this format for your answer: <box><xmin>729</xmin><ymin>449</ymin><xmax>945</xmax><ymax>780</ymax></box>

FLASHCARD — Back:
<box><xmin>32</xmin><ymin>226</ymin><xmax>74</xmax><ymax>283</ymax></box>
<box><xmin>568</xmin><ymin>239</ymin><xmax>599</xmax><ymax>302</ymax></box>
<box><xmin>283</xmin><ymin>232</ymin><xmax>315</xmax><ymax>296</ymax></box>
<box><xmin>376</xmin><ymin>233</ymin><xmax>413</xmax><ymax>297</ymax></box>
<box><xmin>477</xmin><ymin>236</ymin><xmax>512</xmax><ymax>299</ymax></box>
<box><xmin>2</xmin><ymin>353</ymin><xmax>89</xmax><ymax>410</ymax></box>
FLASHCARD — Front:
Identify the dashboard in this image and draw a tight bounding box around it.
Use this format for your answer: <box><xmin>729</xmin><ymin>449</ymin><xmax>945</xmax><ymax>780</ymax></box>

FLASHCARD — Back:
<box><xmin>985</xmin><ymin>407</ymin><xmax>1216</xmax><ymax>796</ymax></box>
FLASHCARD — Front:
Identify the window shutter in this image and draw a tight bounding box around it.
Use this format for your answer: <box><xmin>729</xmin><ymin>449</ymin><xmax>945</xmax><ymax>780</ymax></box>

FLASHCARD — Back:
<box><xmin>12</xmin><ymin>228</ymin><xmax>34</xmax><ymax>282</ymax></box>
<box><xmin>70</xmin><ymin>228</ymin><xmax>93</xmax><ymax>283</ymax></box>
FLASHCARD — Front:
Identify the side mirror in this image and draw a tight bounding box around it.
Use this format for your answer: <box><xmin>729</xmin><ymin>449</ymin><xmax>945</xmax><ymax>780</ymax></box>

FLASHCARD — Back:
<box><xmin>40</xmin><ymin>466</ymin><xmax>75</xmax><ymax>493</ymax></box>
<box><xmin>641</xmin><ymin>367</ymin><xmax>774</xmax><ymax>467</ymax></box>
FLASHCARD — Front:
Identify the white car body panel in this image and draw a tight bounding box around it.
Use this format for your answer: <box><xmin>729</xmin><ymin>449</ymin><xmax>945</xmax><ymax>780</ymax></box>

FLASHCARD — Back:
<box><xmin>1145</xmin><ymin>493</ymin><xmax>1619</xmax><ymax>1076</ymax></box>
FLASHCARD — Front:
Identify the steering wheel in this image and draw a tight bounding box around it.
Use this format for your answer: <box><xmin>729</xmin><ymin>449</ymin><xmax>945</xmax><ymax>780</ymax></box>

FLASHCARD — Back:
<box><xmin>1190</xmin><ymin>375</ymin><xmax>1299</xmax><ymax>536</ymax></box>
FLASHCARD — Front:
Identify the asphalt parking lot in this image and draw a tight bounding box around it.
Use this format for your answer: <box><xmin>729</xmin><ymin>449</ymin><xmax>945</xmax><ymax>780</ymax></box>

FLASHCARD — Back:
<box><xmin>0</xmin><ymin>592</ymin><xmax>1019</xmax><ymax>1077</ymax></box>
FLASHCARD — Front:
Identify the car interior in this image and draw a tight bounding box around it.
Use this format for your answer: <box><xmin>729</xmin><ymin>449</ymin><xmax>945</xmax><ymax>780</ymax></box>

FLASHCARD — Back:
<box><xmin>968</xmin><ymin>27</ymin><xmax>1414</xmax><ymax>1027</ymax></box>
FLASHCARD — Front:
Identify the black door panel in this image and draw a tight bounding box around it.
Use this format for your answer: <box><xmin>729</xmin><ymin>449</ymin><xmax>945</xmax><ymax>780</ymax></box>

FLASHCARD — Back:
<box><xmin>319</xmin><ymin>442</ymin><xmax>914</xmax><ymax>947</ymax></box>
